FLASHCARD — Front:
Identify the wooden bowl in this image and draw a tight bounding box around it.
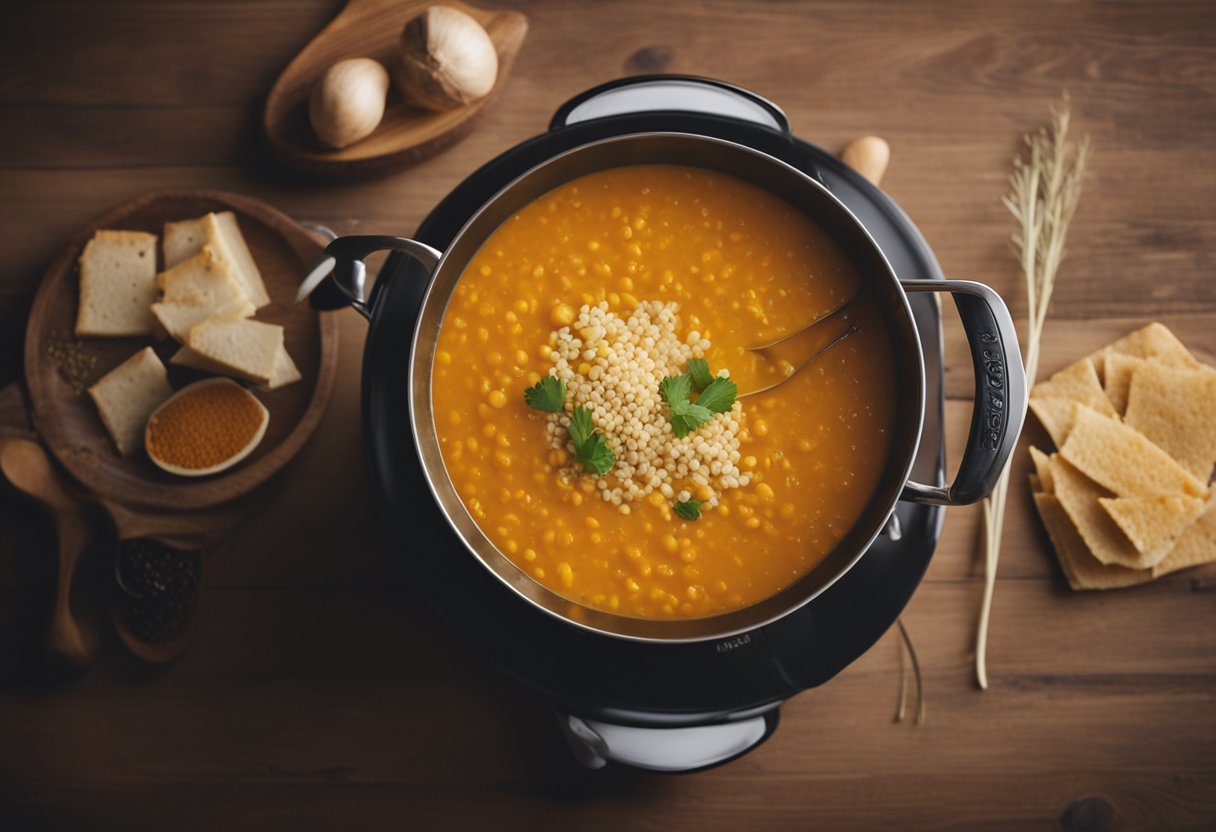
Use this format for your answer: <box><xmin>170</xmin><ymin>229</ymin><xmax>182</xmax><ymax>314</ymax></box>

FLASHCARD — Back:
<box><xmin>24</xmin><ymin>190</ymin><xmax>339</xmax><ymax>513</ymax></box>
<box><xmin>263</xmin><ymin>0</ymin><xmax>528</xmax><ymax>179</ymax></box>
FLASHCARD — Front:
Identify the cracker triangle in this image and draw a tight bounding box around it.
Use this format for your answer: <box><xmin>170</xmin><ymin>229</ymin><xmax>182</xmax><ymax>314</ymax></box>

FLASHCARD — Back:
<box><xmin>1101</xmin><ymin>353</ymin><xmax>1147</xmax><ymax>416</ymax></box>
<box><xmin>1098</xmin><ymin>494</ymin><xmax>1205</xmax><ymax>565</ymax></box>
<box><xmin>1089</xmin><ymin>322</ymin><xmax>1203</xmax><ymax>382</ymax></box>
<box><xmin>1030</xmin><ymin>357</ymin><xmax>1115</xmax><ymax>414</ymax></box>
<box><xmin>1033</xmin><ymin>492</ymin><xmax>1152</xmax><ymax>591</ymax></box>
<box><xmin>1124</xmin><ymin>362</ymin><xmax>1216</xmax><ymax>484</ymax></box>
<box><xmin>1152</xmin><ymin>495</ymin><xmax>1216</xmax><ymax>578</ymax></box>
<box><xmin>1049</xmin><ymin>454</ymin><xmax>1147</xmax><ymax>569</ymax></box>
<box><xmin>1060</xmin><ymin>405</ymin><xmax>1207</xmax><ymax>498</ymax></box>
<box><xmin>1029</xmin><ymin>397</ymin><xmax>1081</xmax><ymax>448</ymax></box>
<box><xmin>1029</xmin><ymin>445</ymin><xmax>1055</xmax><ymax>493</ymax></box>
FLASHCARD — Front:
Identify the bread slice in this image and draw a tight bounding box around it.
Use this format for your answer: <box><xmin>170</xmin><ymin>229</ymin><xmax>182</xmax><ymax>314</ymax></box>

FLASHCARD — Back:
<box><xmin>75</xmin><ymin>230</ymin><xmax>159</xmax><ymax>336</ymax></box>
<box><xmin>171</xmin><ymin>343</ymin><xmax>300</xmax><ymax>390</ymax></box>
<box><xmin>164</xmin><ymin>212</ymin><xmax>270</xmax><ymax>308</ymax></box>
<box><xmin>153</xmin><ymin>297</ymin><xmax>255</xmax><ymax>343</ymax></box>
<box><xmin>268</xmin><ymin>344</ymin><xmax>302</xmax><ymax>389</ymax></box>
<box><xmin>210</xmin><ymin>212</ymin><xmax>270</xmax><ymax>308</ymax></box>
<box><xmin>156</xmin><ymin>247</ymin><xmax>246</xmax><ymax>308</ymax></box>
<box><xmin>186</xmin><ymin>317</ymin><xmax>283</xmax><ymax>385</ymax></box>
<box><xmin>163</xmin><ymin>217</ymin><xmax>209</xmax><ymax>269</ymax></box>
<box><xmin>87</xmin><ymin>347</ymin><xmax>174</xmax><ymax>455</ymax></box>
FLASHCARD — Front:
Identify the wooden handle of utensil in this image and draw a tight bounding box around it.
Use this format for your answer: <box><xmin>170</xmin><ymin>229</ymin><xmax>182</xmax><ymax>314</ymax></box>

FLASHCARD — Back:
<box><xmin>45</xmin><ymin>510</ymin><xmax>94</xmax><ymax>667</ymax></box>
<box><xmin>0</xmin><ymin>437</ymin><xmax>97</xmax><ymax>667</ymax></box>
<box><xmin>841</xmin><ymin>136</ymin><xmax>890</xmax><ymax>186</ymax></box>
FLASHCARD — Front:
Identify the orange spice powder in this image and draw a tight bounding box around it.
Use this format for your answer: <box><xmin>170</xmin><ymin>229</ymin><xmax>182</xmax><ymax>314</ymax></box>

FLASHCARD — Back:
<box><xmin>147</xmin><ymin>382</ymin><xmax>265</xmax><ymax>470</ymax></box>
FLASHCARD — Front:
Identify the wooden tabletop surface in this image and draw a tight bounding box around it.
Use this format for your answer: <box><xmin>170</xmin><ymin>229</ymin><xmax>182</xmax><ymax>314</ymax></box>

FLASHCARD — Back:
<box><xmin>2</xmin><ymin>1</ymin><xmax>1214</xmax><ymax>829</ymax></box>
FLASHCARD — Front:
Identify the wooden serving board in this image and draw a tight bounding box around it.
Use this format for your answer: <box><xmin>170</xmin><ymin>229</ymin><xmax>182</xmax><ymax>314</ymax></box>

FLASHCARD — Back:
<box><xmin>23</xmin><ymin>190</ymin><xmax>339</xmax><ymax>516</ymax></box>
<box><xmin>263</xmin><ymin>0</ymin><xmax>528</xmax><ymax>178</ymax></box>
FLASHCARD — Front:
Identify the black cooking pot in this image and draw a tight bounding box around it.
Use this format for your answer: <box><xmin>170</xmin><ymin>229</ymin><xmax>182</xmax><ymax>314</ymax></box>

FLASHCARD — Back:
<box><xmin>303</xmin><ymin>78</ymin><xmax>1027</xmax><ymax>644</ymax></box>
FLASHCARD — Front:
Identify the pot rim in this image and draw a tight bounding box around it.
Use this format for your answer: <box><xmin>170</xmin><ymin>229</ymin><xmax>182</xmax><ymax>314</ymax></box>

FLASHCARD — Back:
<box><xmin>407</xmin><ymin>131</ymin><xmax>926</xmax><ymax>644</ymax></box>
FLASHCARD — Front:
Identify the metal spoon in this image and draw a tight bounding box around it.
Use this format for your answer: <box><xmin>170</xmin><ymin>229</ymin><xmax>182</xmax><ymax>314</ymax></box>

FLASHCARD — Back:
<box><xmin>737</xmin><ymin>135</ymin><xmax>888</xmax><ymax>398</ymax></box>
<box><xmin>738</xmin><ymin>319</ymin><xmax>860</xmax><ymax>399</ymax></box>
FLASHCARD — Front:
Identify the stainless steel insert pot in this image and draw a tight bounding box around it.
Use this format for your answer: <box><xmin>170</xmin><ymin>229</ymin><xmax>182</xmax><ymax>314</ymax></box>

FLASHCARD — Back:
<box><xmin>307</xmin><ymin>131</ymin><xmax>1026</xmax><ymax>644</ymax></box>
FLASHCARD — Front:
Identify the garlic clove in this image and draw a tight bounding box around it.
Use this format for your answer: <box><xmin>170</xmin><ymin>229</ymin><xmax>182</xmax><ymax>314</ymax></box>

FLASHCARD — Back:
<box><xmin>309</xmin><ymin>57</ymin><xmax>390</xmax><ymax>149</ymax></box>
<box><xmin>393</xmin><ymin>5</ymin><xmax>498</xmax><ymax>112</ymax></box>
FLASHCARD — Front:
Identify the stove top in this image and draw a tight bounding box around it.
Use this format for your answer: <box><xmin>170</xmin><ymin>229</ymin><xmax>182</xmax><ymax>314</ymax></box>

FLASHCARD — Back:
<box><xmin>356</xmin><ymin>77</ymin><xmax>946</xmax><ymax>771</ymax></box>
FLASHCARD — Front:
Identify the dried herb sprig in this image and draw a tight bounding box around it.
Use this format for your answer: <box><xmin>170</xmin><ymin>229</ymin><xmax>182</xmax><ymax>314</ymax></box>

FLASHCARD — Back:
<box><xmin>894</xmin><ymin>618</ymin><xmax>925</xmax><ymax>725</ymax></box>
<box><xmin>975</xmin><ymin>96</ymin><xmax>1090</xmax><ymax>690</ymax></box>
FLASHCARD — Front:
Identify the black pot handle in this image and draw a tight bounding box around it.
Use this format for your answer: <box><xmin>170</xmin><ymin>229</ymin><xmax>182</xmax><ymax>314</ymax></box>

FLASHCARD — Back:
<box><xmin>296</xmin><ymin>235</ymin><xmax>442</xmax><ymax>320</ymax></box>
<box><xmin>549</xmin><ymin>75</ymin><xmax>791</xmax><ymax>135</ymax></box>
<box><xmin>900</xmin><ymin>279</ymin><xmax>1026</xmax><ymax>506</ymax></box>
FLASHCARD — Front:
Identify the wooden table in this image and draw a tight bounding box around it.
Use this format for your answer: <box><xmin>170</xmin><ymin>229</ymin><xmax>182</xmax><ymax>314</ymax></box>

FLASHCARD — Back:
<box><xmin>2</xmin><ymin>2</ymin><xmax>1214</xmax><ymax>829</ymax></box>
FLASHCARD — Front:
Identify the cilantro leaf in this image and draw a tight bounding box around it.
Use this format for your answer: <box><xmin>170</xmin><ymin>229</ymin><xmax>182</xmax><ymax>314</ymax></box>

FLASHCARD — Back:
<box><xmin>523</xmin><ymin>375</ymin><xmax>566</xmax><ymax>413</ymax></box>
<box><xmin>659</xmin><ymin>373</ymin><xmax>692</xmax><ymax>409</ymax></box>
<box><xmin>687</xmin><ymin>358</ymin><xmax>714</xmax><ymax>392</ymax></box>
<box><xmin>579</xmin><ymin>434</ymin><xmax>616</xmax><ymax>476</ymax></box>
<box><xmin>568</xmin><ymin>405</ymin><xmax>615</xmax><ymax>476</ymax></box>
<box><xmin>661</xmin><ymin>372</ymin><xmax>715</xmax><ymax>437</ymax></box>
<box><xmin>568</xmin><ymin>405</ymin><xmax>594</xmax><ymax>447</ymax></box>
<box><xmin>696</xmin><ymin>377</ymin><xmax>737</xmax><ymax>414</ymax></box>
<box><xmin>669</xmin><ymin>401</ymin><xmax>712</xmax><ymax>437</ymax></box>
<box><xmin>674</xmin><ymin>499</ymin><xmax>702</xmax><ymax>521</ymax></box>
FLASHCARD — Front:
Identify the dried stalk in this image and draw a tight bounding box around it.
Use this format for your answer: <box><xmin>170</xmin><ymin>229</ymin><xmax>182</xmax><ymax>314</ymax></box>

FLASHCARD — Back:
<box><xmin>894</xmin><ymin>618</ymin><xmax>924</xmax><ymax>725</ymax></box>
<box><xmin>975</xmin><ymin>97</ymin><xmax>1090</xmax><ymax>689</ymax></box>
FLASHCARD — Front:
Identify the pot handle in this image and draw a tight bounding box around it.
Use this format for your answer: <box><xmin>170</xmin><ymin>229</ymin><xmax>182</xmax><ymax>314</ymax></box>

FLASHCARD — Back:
<box><xmin>549</xmin><ymin>75</ymin><xmax>790</xmax><ymax>134</ymax></box>
<box><xmin>899</xmin><ymin>279</ymin><xmax>1026</xmax><ymax>506</ymax></box>
<box><xmin>296</xmin><ymin>235</ymin><xmax>442</xmax><ymax>320</ymax></box>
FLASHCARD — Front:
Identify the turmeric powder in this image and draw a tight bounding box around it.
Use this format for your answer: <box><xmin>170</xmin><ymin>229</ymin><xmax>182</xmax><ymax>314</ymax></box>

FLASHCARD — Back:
<box><xmin>146</xmin><ymin>379</ymin><xmax>268</xmax><ymax>474</ymax></box>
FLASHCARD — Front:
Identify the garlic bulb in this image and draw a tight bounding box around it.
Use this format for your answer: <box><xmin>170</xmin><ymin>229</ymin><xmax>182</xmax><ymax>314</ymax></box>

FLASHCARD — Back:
<box><xmin>393</xmin><ymin>5</ymin><xmax>498</xmax><ymax>112</ymax></box>
<box><xmin>309</xmin><ymin>58</ymin><xmax>389</xmax><ymax>149</ymax></box>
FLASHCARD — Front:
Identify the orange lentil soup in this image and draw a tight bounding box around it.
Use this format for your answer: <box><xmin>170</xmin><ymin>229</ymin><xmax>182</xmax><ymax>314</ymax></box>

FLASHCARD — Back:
<box><xmin>432</xmin><ymin>165</ymin><xmax>896</xmax><ymax>619</ymax></box>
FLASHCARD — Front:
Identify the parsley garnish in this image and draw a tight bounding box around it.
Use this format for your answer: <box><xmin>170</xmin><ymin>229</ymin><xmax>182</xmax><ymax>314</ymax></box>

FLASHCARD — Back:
<box><xmin>660</xmin><ymin>363</ymin><xmax>738</xmax><ymax>438</ymax></box>
<box><xmin>523</xmin><ymin>375</ymin><xmax>566</xmax><ymax>413</ymax></box>
<box><xmin>660</xmin><ymin>373</ymin><xmax>713</xmax><ymax>438</ymax></box>
<box><xmin>687</xmin><ymin>358</ymin><xmax>713</xmax><ymax>392</ymax></box>
<box><xmin>673</xmin><ymin>499</ymin><xmax>702</xmax><ymax>521</ymax></box>
<box><xmin>697</xmin><ymin>376</ymin><xmax>737</xmax><ymax>414</ymax></box>
<box><xmin>568</xmin><ymin>406</ymin><xmax>615</xmax><ymax>476</ymax></box>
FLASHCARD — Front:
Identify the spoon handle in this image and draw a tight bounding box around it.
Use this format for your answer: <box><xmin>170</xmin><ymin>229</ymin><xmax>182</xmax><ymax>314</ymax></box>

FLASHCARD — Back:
<box><xmin>0</xmin><ymin>436</ymin><xmax>97</xmax><ymax>667</ymax></box>
<box><xmin>45</xmin><ymin>506</ymin><xmax>95</xmax><ymax>667</ymax></box>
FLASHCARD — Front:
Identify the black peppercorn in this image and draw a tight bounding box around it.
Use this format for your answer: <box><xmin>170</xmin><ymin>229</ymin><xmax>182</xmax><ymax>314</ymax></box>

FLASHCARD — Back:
<box><xmin>114</xmin><ymin>539</ymin><xmax>201</xmax><ymax>644</ymax></box>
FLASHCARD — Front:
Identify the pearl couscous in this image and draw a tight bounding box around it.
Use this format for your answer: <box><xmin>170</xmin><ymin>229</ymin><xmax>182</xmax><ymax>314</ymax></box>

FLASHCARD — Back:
<box><xmin>433</xmin><ymin>165</ymin><xmax>896</xmax><ymax>618</ymax></box>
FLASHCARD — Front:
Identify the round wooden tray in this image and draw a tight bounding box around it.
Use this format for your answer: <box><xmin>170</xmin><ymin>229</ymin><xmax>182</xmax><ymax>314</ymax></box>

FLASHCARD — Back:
<box><xmin>24</xmin><ymin>190</ymin><xmax>339</xmax><ymax>512</ymax></box>
<box><xmin>263</xmin><ymin>0</ymin><xmax>527</xmax><ymax>179</ymax></box>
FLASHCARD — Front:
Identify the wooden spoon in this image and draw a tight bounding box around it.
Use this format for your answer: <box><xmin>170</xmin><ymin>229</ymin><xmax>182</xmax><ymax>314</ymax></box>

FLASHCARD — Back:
<box><xmin>841</xmin><ymin>135</ymin><xmax>891</xmax><ymax>187</ymax></box>
<box><xmin>0</xmin><ymin>437</ymin><xmax>96</xmax><ymax>668</ymax></box>
<box><xmin>263</xmin><ymin>0</ymin><xmax>528</xmax><ymax>178</ymax></box>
